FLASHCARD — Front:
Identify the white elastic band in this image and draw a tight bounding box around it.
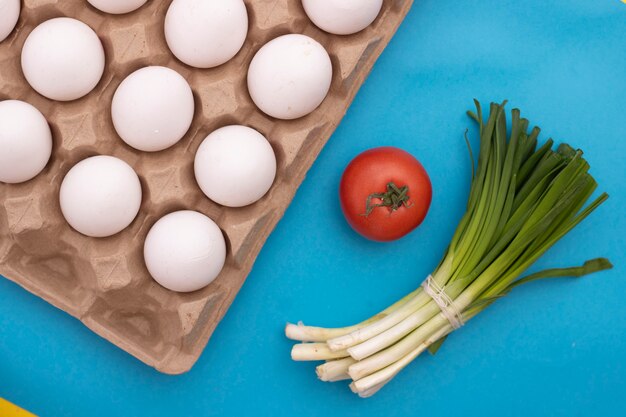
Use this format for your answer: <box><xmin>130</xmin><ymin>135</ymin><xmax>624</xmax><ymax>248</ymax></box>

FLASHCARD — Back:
<box><xmin>421</xmin><ymin>275</ymin><xmax>465</xmax><ymax>329</ymax></box>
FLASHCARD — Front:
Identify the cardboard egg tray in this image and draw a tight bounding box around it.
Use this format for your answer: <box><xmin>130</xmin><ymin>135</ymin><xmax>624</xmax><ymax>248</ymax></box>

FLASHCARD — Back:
<box><xmin>0</xmin><ymin>0</ymin><xmax>413</xmax><ymax>374</ymax></box>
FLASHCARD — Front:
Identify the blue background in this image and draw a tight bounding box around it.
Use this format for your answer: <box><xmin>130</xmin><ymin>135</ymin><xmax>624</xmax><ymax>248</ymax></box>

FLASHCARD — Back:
<box><xmin>1</xmin><ymin>0</ymin><xmax>625</xmax><ymax>416</ymax></box>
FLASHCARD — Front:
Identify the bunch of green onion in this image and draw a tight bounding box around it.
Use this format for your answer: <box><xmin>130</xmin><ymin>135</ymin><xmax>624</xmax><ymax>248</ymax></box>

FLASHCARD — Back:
<box><xmin>285</xmin><ymin>101</ymin><xmax>612</xmax><ymax>397</ymax></box>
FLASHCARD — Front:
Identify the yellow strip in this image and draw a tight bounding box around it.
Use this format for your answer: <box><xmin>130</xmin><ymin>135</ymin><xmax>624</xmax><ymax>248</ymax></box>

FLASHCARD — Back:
<box><xmin>0</xmin><ymin>398</ymin><xmax>37</xmax><ymax>417</ymax></box>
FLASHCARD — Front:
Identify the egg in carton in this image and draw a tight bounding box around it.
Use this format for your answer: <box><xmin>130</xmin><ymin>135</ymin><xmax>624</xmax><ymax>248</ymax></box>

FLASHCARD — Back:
<box><xmin>0</xmin><ymin>0</ymin><xmax>414</xmax><ymax>374</ymax></box>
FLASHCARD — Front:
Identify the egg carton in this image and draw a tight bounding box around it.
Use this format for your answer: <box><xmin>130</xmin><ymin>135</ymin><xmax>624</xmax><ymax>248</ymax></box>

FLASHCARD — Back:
<box><xmin>0</xmin><ymin>0</ymin><xmax>413</xmax><ymax>374</ymax></box>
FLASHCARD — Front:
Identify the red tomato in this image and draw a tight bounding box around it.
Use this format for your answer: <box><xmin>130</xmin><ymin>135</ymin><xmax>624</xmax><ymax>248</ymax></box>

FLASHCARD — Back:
<box><xmin>339</xmin><ymin>147</ymin><xmax>432</xmax><ymax>242</ymax></box>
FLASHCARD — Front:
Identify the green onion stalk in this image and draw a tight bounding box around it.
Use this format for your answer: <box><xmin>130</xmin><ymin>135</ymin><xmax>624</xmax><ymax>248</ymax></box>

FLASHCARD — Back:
<box><xmin>285</xmin><ymin>100</ymin><xmax>613</xmax><ymax>397</ymax></box>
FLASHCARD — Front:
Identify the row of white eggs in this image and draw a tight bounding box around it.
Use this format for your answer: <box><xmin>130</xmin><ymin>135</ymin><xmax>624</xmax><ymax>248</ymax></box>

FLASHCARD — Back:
<box><xmin>4</xmin><ymin>0</ymin><xmax>383</xmax><ymax>118</ymax></box>
<box><xmin>1</xmin><ymin>0</ymin><xmax>384</xmax><ymax>42</ymax></box>
<box><xmin>0</xmin><ymin>0</ymin><xmax>383</xmax><ymax>293</ymax></box>
<box><xmin>59</xmin><ymin>125</ymin><xmax>277</xmax><ymax>240</ymax></box>
<box><xmin>19</xmin><ymin>19</ymin><xmax>332</xmax><ymax>120</ymax></box>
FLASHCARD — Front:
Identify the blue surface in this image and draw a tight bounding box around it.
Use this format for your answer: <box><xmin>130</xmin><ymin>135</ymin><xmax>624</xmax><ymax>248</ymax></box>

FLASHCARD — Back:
<box><xmin>1</xmin><ymin>1</ymin><xmax>625</xmax><ymax>416</ymax></box>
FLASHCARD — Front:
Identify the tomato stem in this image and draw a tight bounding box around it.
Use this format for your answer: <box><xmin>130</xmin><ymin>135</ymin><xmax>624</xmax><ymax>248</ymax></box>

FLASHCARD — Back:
<box><xmin>363</xmin><ymin>182</ymin><xmax>412</xmax><ymax>216</ymax></box>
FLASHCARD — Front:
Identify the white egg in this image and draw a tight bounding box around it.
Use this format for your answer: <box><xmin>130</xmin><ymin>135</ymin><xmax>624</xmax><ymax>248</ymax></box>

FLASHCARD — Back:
<box><xmin>21</xmin><ymin>18</ymin><xmax>105</xmax><ymax>101</ymax></box>
<box><xmin>247</xmin><ymin>34</ymin><xmax>332</xmax><ymax>120</ymax></box>
<box><xmin>302</xmin><ymin>0</ymin><xmax>383</xmax><ymax>35</ymax></box>
<box><xmin>0</xmin><ymin>100</ymin><xmax>52</xmax><ymax>184</ymax></box>
<box><xmin>164</xmin><ymin>0</ymin><xmax>248</xmax><ymax>69</ymax></box>
<box><xmin>0</xmin><ymin>0</ymin><xmax>20</xmax><ymax>42</ymax></box>
<box><xmin>60</xmin><ymin>156</ymin><xmax>142</xmax><ymax>238</ymax></box>
<box><xmin>112</xmin><ymin>66</ymin><xmax>195</xmax><ymax>152</ymax></box>
<box><xmin>86</xmin><ymin>0</ymin><xmax>147</xmax><ymax>14</ymax></box>
<box><xmin>144</xmin><ymin>210</ymin><xmax>226</xmax><ymax>293</ymax></box>
<box><xmin>194</xmin><ymin>125</ymin><xmax>277</xmax><ymax>208</ymax></box>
